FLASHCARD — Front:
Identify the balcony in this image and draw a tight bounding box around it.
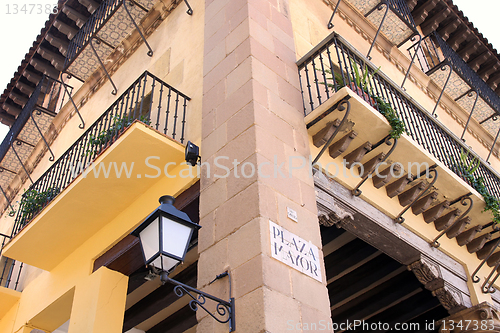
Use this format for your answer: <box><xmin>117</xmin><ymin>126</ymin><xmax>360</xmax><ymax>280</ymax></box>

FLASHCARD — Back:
<box><xmin>409</xmin><ymin>32</ymin><xmax>500</xmax><ymax>161</ymax></box>
<box><xmin>298</xmin><ymin>32</ymin><xmax>500</xmax><ymax>292</ymax></box>
<box><xmin>2</xmin><ymin>71</ymin><xmax>194</xmax><ymax>271</ymax></box>
<box><xmin>0</xmin><ymin>233</ymin><xmax>21</xmax><ymax>318</ymax></box>
<box><xmin>0</xmin><ymin>233</ymin><xmax>23</xmax><ymax>290</ymax></box>
<box><xmin>64</xmin><ymin>0</ymin><xmax>165</xmax><ymax>82</ymax></box>
<box><xmin>0</xmin><ymin>76</ymin><xmax>71</xmax><ymax>208</ymax></box>
<box><xmin>326</xmin><ymin>0</ymin><xmax>417</xmax><ymax>59</ymax></box>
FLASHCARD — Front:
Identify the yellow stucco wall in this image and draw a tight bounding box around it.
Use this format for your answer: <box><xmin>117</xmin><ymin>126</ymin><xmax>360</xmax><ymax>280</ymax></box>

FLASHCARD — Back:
<box><xmin>0</xmin><ymin>0</ymin><xmax>204</xmax><ymax>331</ymax></box>
<box><xmin>288</xmin><ymin>0</ymin><xmax>500</xmax><ymax>172</ymax></box>
<box><xmin>289</xmin><ymin>0</ymin><xmax>497</xmax><ymax>306</ymax></box>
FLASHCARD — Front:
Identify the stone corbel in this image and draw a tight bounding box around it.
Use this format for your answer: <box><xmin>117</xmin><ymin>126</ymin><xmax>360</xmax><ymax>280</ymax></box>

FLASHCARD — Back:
<box><xmin>317</xmin><ymin>204</ymin><xmax>354</xmax><ymax>227</ymax></box>
<box><xmin>408</xmin><ymin>256</ymin><xmax>468</xmax><ymax>315</ymax></box>
<box><xmin>438</xmin><ymin>302</ymin><xmax>500</xmax><ymax>332</ymax></box>
<box><xmin>432</xmin><ymin>283</ymin><xmax>467</xmax><ymax>315</ymax></box>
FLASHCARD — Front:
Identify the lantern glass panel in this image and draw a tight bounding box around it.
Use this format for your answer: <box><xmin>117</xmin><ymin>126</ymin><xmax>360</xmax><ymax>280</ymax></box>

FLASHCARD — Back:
<box><xmin>151</xmin><ymin>255</ymin><xmax>179</xmax><ymax>272</ymax></box>
<box><xmin>161</xmin><ymin>216</ymin><xmax>192</xmax><ymax>259</ymax></box>
<box><xmin>139</xmin><ymin>217</ymin><xmax>159</xmax><ymax>262</ymax></box>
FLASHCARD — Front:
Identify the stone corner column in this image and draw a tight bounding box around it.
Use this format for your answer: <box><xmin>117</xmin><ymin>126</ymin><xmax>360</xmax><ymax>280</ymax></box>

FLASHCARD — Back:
<box><xmin>199</xmin><ymin>0</ymin><xmax>333</xmax><ymax>332</ymax></box>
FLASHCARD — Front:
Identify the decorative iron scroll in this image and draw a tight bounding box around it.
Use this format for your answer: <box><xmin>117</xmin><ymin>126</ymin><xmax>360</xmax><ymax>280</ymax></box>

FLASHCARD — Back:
<box><xmin>161</xmin><ymin>271</ymin><xmax>235</xmax><ymax>332</ymax></box>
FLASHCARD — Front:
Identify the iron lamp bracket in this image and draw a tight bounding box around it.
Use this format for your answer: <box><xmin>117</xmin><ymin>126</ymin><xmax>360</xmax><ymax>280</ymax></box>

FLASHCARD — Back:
<box><xmin>160</xmin><ymin>270</ymin><xmax>235</xmax><ymax>332</ymax></box>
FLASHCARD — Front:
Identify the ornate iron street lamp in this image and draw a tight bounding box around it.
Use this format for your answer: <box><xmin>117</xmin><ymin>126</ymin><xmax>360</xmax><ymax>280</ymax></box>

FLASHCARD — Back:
<box><xmin>133</xmin><ymin>195</ymin><xmax>235</xmax><ymax>332</ymax></box>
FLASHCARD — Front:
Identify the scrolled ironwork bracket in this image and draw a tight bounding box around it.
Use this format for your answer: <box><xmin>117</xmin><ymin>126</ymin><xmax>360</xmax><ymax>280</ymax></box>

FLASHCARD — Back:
<box><xmin>160</xmin><ymin>271</ymin><xmax>235</xmax><ymax>332</ymax></box>
<box><xmin>487</xmin><ymin>126</ymin><xmax>500</xmax><ymax>163</ymax></box>
<box><xmin>312</xmin><ymin>98</ymin><xmax>351</xmax><ymax>166</ymax></box>
<box><xmin>352</xmin><ymin>135</ymin><xmax>397</xmax><ymax>196</ymax></box>
<box><xmin>430</xmin><ymin>194</ymin><xmax>473</xmax><ymax>248</ymax></box>
<box><xmin>401</xmin><ymin>34</ymin><xmax>422</xmax><ymax>90</ymax></box>
<box><xmin>431</xmin><ymin>63</ymin><xmax>452</xmax><ymax>117</ymax></box>
<box><xmin>10</xmin><ymin>141</ymin><xmax>33</xmax><ymax>184</ymax></box>
<box><xmin>471</xmin><ymin>235</ymin><xmax>500</xmax><ymax>291</ymax></box>
<box><xmin>122</xmin><ymin>0</ymin><xmax>154</xmax><ymax>56</ymax></box>
<box><xmin>460</xmin><ymin>90</ymin><xmax>478</xmax><ymax>141</ymax></box>
<box><xmin>365</xmin><ymin>1</ymin><xmax>389</xmax><ymax>60</ymax></box>
<box><xmin>30</xmin><ymin>108</ymin><xmax>55</xmax><ymax>161</ymax></box>
<box><xmin>481</xmin><ymin>264</ymin><xmax>500</xmax><ymax>294</ymax></box>
<box><xmin>60</xmin><ymin>72</ymin><xmax>85</xmax><ymax>129</ymax></box>
<box><xmin>394</xmin><ymin>165</ymin><xmax>438</xmax><ymax>224</ymax></box>
<box><xmin>0</xmin><ymin>185</ymin><xmax>16</xmax><ymax>217</ymax></box>
<box><xmin>327</xmin><ymin>0</ymin><xmax>342</xmax><ymax>29</ymax></box>
<box><xmin>184</xmin><ymin>0</ymin><xmax>193</xmax><ymax>15</ymax></box>
<box><xmin>89</xmin><ymin>38</ymin><xmax>119</xmax><ymax>95</ymax></box>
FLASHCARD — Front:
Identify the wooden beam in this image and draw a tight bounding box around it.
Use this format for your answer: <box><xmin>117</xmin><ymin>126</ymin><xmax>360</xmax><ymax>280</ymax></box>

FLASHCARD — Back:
<box><xmin>93</xmin><ymin>235</ymin><xmax>143</xmax><ymax>275</ymax></box>
<box><xmin>331</xmin><ymin>269</ymin><xmax>422</xmax><ymax>322</ymax></box>
<box><xmin>477</xmin><ymin>60</ymin><xmax>500</xmax><ymax>81</ymax></box>
<box><xmin>437</xmin><ymin>18</ymin><xmax>460</xmax><ymax>40</ymax></box>
<box><xmin>448</xmin><ymin>27</ymin><xmax>471</xmax><ymax>50</ymax></box>
<box><xmin>174</xmin><ymin>180</ymin><xmax>200</xmax><ymax>211</ymax></box>
<box><xmin>327</xmin><ymin>251</ymin><xmax>382</xmax><ymax>284</ymax></box>
<box><xmin>324</xmin><ymin>238</ymin><xmax>380</xmax><ymax>281</ymax></box>
<box><xmin>123</xmin><ymin>262</ymin><xmax>197</xmax><ymax>331</ymax></box>
<box><xmin>421</xmin><ymin>6</ymin><xmax>451</xmax><ymax>36</ymax></box>
<box><xmin>328</xmin><ymin>255</ymin><xmax>405</xmax><ymax>309</ymax></box>
<box><xmin>368</xmin><ymin>292</ymin><xmax>441</xmax><ymax>332</ymax></box>
<box><xmin>92</xmin><ymin>181</ymin><xmax>200</xmax><ymax>276</ymax></box>
<box><xmin>412</xmin><ymin>0</ymin><xmax>439</xmax><ymax>26</ymax></box>
<box><xmin>468</xmin><ymin>50</ymin><xmax>491</xmax><ymax>72</ymax></box>
<box><xmin>457</xmin><ymin>41</ymin><xmax>481</xmax><ymax>62</ymax></box>
<box><xmin>146</xmin><ymin>304</ymin><xmax>197</xmax><ymax>333</ymax></box>
<box><xmin>321</xmin><ymin>225</ymin><xmax>348</xmax><ymax>246</ymax></box>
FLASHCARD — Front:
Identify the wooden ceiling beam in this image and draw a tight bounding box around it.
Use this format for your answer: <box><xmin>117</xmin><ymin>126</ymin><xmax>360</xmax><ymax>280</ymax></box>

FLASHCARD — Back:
<box><xmin>146</xmin><ymin>305</ymin><xmax>197</xmax><ymax>333</ymax></box>
<box><xmin>331</xmin><ymin>270</ymin><xmax>422</xmax><ymax>322</ymax></box>
<box><xmin>123</xmin><ymin>263</ymin><xmax>197</xmax><ymax>332</ymax></box>
<box><xmin>436</xmin><ymin>18</ymin><xmax>460</xmax><ymax>41</ymax></box>
<box><xmin>412</xmin><ymin>0</ymin><xmax>439</xmax><ymax>26</ymax></box>
<box><xmin>458</xmin><ymin>41</ymin><xmax>482</xmax><ymax>63</ymax></box>
<box><xmin>468</xmin><ymin>50</ymin><xmax>491</xmax><ymax>72</ymax></box>
<box><xmin>324</xmin><ymin>238</ymin><xmax>380</xmax><ymax>281</ymax></box>
<box><xmin>369</xmin><ymin>292</ymin><xmax>441</xmax><ymax>329</ymax></box>
<box><xmin>421</xmin><ymin>6</ymin><xmax>451</xmax><ymax>36</ymax></box>
<box><xmin>448</xmin><ymin>26</ymin><xmax>471</xmax><ymax>50</ymax></box>
<box><xmin>328</xmin><ymin>255</ymin><xmax>405</xmax><ymax>310</ymax></box>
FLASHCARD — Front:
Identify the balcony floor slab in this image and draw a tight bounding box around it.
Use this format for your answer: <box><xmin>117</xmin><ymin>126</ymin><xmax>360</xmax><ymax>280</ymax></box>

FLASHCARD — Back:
<box><xmin>0</xmin><ymin>286</ymin><xmax>21</xmax><ymax>319</ymax></box>
<box><xmin>306</xmin><ymin>87</ymin><xmax>490</xmax><ymax>230</ymax></box>
<box><xmin>2</xmin><ymin>122</ymin><xmax>195</xmax><ymax>271</ymax></box>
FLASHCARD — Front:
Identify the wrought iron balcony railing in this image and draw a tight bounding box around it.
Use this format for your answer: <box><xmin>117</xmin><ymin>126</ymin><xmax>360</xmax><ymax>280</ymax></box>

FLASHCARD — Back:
<box><xmin>385</xmin><ymin>0</ymin><xmax>415</xmax><ymax>27</ymax></box>
<box><xmin>0</xmin><ymin>233</ymin><xmax>22</xmax><ymax>291</ymax></box>
<box><xmin>64</xmin><ymin>0</ymin><xmax>122</xmax><ymax>68</ymax></box>
<box><xmin>410</xmin><ymin>32</ymin><xmax>500</xmax><ymax>114</ymax></box>
<box><xmin>327</xmin><ymin>0</ymin><xmax>418</xmax><ymax>65</ymax></box>
<box><xmin>0</xmin><ymin>75</ymin><xmax>71</xmax><ymax>163</ymax></box>
<box><xmin>297</xmin><ymin>32</ymin><xmax>500</xmax><ymax>201</ymax></box>
<box><xmin>11</xmin><ymin>71</ymin><xmax>190</xmax><ymax>236</ymax></box>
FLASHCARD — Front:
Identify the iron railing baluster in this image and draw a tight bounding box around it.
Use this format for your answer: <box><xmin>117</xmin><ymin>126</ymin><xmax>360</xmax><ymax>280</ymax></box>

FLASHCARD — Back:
<box><xmin>9</xmin><ymin>72</ymin><xmax>190</xmax><ymax>237</ymax></box>
<box><xmin>296</xmin><ymin>32</ymin><xmax>500</xmax><ymax>216</ymax></box>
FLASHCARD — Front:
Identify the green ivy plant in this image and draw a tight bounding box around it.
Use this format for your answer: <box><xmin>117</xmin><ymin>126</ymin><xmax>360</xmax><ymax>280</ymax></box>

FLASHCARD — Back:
<box><xmin>19</xmin><ymin>187</ymin><xmax>60</xmax><ymax>223</ymax></box>
<box><xmin>372</xmin><ymin>95</ymin><xmax>406</xmax><ymax>139</ymax></box>
<box><xmin>457</xmin><ymin>149</ymin><xmax>500</xmax><ymax>224</ymax></box>
<box><xmin>87</xmin><ymin>114</ymin><xmax>151</xmax><ymax>154</ymax></box>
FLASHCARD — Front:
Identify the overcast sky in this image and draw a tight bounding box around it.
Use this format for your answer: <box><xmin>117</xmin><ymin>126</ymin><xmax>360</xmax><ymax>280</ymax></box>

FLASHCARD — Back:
<box><xmin>0</xmin><ymin>0</ymin><xmax>499</xmax><ymax>141</ymax></box>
